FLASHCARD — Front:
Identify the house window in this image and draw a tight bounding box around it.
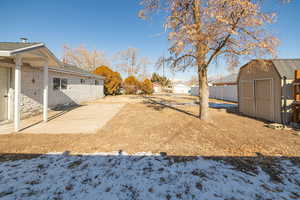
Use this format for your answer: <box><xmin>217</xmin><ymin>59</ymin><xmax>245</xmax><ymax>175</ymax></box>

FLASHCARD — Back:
<box><xmin>81</xmin><ymin>79</ymin><xmax>85</xmax><ymax>84</ymax></box>
<box><xmin>53</xmin><ymin>77</ymin><xmax>68</xmax><ymax>90</ymax></box>
<box><xmin>61</xmin><ymin>78</ymin><xmax>68</xmax><ymax>90</ymax></box>
<box><xmin>95</xmin><ymin>80</ymin><xmax>99</xmax><ymax>85</ymax></box>
<box><xmin>53</xmin><ymin>78</ymin><xmax>60</xmax><ymax>90</ymax></box>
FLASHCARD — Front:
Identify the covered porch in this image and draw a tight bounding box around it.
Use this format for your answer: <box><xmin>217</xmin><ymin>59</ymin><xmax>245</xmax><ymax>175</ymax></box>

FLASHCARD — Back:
<box><xmin>0</xmin><ymin>42</ymin><xmax>61</xmax><ymax>132</ymax></box>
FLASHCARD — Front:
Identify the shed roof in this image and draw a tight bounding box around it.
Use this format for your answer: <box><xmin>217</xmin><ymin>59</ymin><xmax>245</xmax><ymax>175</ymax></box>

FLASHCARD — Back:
<box><xmin>271</xmin><ymin>59</ymin><xmax>300</xmax><ymax>79</ymax></box>
<box><xmin>0</xmin><ymin>42</ymin><xmax>42</xmax><ymax>51</ymax></box>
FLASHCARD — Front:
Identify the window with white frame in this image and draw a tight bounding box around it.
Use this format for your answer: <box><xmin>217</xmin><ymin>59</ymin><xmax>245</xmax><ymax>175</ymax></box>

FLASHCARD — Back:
<box><xmin>53</xmin><ymin>78</ymin><xmax>68</xmax><ymax>90</ymax></box>
<box><xmin>53</xmin><ymin>78</ymin><xmax>60</xmax><ymax>90</ymax></box>
<box><xmin>95</xmin><ymin>80</ymin><xmax>99</xmax><ymax>85</ymax></box>
<box><xmin>61</xmin><ymin>78</ymin><xmax>68</xmax><ymax>90</ymax></box>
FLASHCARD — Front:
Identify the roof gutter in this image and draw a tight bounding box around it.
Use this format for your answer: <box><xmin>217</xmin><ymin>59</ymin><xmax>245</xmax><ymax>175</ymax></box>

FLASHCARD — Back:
<box><xmin>9</xmin><ymin>43</ymin><xmax>45</xmax><ymax>55</ymax></box>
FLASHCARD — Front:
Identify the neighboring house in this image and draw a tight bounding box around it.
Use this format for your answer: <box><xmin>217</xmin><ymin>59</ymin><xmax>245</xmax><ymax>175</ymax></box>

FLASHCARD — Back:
<box><xmin>0</xmin><ymin>42</ymin><xmax>105</xmax><ymax>132</ymax></box>
<box><xmin>153</xmin><ymin>83</ymin><xmax>162</xmax><ymax>93</ymax></box>
<box><xmin>238</xmin><ymin>59</ymin><xmax>300</xmax><ymax>124</ymax></box>
<box><xmin>211</xmin><ymin>73</ymin><xmax>238</xmax><ymax>86</ymax></box>
<box><xmin>172</xmin><ymin>83</ymin><xmax>191</xmax><ymax>94</ymax></box>
<box><xmin>209</xmin><ymin>73</ymin><xmax>238</xmax><ymax>102</ymax></box>
<box><xmin>190</xmin><ymin>73</ymin><xmax>238</xmax><ymax>102</ymax></box>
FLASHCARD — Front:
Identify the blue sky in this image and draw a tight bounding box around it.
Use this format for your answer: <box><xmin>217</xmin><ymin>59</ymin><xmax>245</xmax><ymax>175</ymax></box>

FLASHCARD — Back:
<box><xmin>1</xmin><ymin>0</ymin><xmax>300</xmax><ymax>80</ymax></box>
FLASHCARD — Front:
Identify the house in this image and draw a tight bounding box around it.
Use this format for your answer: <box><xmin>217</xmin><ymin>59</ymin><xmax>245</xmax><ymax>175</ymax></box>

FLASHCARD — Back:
<box><xmin>153</xmin><ymin>83</ymin><xmax>162</xmax><ymax>93</ymax></box>
<box><xmin>209</xmin><ymin>73</ymin><xmax>238</xmax><ymax>102</ymax></box>
<box><xmin>190</xmin><ymin>73</ymin><xmax>238</xmax><ymax>102</ymax></box>
<box><xmin>0</xmin><ymin>41</ymin><xmax>105</xmax><ymax>132</ymax></box>
<box><xmin>211</xmin><ymin>73</ymin><xmax>238</xmax><ymax>86</ymax></box>
<box><xmin>237</xmin><ymin>59</ymin><xmax>300</xmax><ymax>124</ymax></box>
<box><xmin>172</xmin><ymin>83</ymin><xmax>190</xmax><ymax>94</ymax></box>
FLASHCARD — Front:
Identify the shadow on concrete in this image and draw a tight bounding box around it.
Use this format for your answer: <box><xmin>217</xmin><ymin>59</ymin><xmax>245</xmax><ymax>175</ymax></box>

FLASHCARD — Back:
<box><xmin>19</xmin><ymin>105</ymin><xmax>82</xmax><ymax>132</ymax></box>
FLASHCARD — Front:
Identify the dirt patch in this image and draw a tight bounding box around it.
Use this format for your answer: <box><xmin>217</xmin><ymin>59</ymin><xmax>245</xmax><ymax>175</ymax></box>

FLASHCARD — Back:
<box><xmin>0</xmin><ymin>94</ymin><xmax>299</xmax><ymax>157</ymax></box>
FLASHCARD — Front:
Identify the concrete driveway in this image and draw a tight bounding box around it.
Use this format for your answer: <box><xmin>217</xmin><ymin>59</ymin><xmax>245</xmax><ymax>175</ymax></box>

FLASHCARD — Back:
<box><xmin>19</xmin><ymin>103</ymin><xmax>124</xmax><ymax>134</ymax></box>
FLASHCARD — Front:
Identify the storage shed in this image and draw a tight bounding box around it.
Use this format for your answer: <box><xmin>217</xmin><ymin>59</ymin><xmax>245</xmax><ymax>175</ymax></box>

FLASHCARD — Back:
<box><xmin>237</xmin><ymin>59</ymin><xmax>300</xmax><ymax>123</ymax></box>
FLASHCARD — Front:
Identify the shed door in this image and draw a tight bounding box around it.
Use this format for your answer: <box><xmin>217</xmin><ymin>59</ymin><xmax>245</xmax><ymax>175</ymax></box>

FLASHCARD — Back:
<box><xmin>239</xmin><ymin>81</ymin><xmax>255</xmax><ymax>116</ymax></box>
<box><xmin>254</xmin><ymin>79</ymin><xmax>273</xmax><ymax>121</ymax></box>
<box><xmin>0</xmin><ymin>67</ymin><xmax>9</xmax><ymax>121</ymax></box>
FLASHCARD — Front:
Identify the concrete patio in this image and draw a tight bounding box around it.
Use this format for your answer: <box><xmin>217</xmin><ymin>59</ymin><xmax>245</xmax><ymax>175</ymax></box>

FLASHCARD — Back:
<box><xmin>0</xmin><ymin>103</ymin><xmax>124</xmax><ymax>134</ymax></box>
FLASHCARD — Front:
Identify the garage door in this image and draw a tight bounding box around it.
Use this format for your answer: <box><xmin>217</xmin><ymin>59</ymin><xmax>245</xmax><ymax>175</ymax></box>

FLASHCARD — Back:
<box><xmin>239</xmin><ymin>81</ymin><xmax>255</xmax><ymax>116</ymax></box>
<box><xmin>254</xmin><ymin>79</ymin><xmax>273</xmax><ymax>121</ymax></box>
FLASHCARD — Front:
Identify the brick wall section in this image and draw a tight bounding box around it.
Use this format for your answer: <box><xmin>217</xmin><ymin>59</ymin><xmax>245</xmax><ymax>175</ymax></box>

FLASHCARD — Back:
<box><xmin>10</xmin><ymin>65</ymin><xmax>104</xmax><ymax>118</ymax></box>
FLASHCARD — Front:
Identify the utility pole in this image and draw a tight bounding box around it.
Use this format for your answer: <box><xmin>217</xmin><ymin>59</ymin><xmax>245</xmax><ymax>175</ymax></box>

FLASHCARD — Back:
<box><xmin>162</xmin><ymin>54</ymin><xmax>165</xmax><ymax>78</ymax></box>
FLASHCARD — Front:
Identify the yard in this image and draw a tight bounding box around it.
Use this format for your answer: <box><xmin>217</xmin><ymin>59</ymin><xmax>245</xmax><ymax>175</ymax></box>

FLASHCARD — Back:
<box><xmin>0</xmin><ymin>94</ymin><xmax>300</xmax><ymax>199</ymax></box>
<box><xmin>0</xmin><ymin>94</ymin><xmax>299</xmax><ymax>156</ymax></box>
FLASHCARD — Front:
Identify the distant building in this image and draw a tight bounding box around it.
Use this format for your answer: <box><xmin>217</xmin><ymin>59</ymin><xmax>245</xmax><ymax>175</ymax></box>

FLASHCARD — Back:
<box><xmin>153</xmin><ymin>83</ymin><xmax>162</xmax><ymax>93</ymax></box>
<box><xmin>172</xmin><ymin>83</ymin><xmax>191</xmax><ymax>94</ymax></box>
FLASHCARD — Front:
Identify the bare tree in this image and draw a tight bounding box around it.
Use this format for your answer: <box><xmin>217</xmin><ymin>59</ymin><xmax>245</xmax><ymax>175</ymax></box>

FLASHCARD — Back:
<box><xmin>139</xmin><ymin>56</ymin><xmax>152</xmax><ymax>80</ymax></box>
<box><xmin>140</xmin><ymin>0</ymin><xmax>280</xmax><ymax>120</ymax></box>
<box><xmin>62</xmin><ymin>45</ymin><xmax>110</xmax><ymax>72</ymax></box>
<box><xmin>115</xmin><ymin>47</ymin><xmax>151</xmax><ymax>78</ymax></box>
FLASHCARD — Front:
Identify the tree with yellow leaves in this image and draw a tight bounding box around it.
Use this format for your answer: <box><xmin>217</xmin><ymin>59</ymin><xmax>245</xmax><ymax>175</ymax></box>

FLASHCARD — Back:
<box><xmin>93</xmin><ymin>66</ymin><xmax>122</xmax><ymax>95</ymax></box>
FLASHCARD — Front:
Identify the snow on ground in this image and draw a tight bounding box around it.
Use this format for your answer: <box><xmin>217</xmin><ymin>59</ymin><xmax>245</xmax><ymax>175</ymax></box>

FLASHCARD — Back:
<box><xmin>0</xmin><ymin>152</ymin><xmax>299</xmax><ymax>200</ymax></box>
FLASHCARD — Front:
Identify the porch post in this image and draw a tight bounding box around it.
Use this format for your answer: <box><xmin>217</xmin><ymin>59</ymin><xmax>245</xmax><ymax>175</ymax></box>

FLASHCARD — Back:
<box><xmin>43</xmin><ymin>61</ymin><xmax>48</xmax><ymax>122</ymax></box>
<box><xmin>14</xmin><ymin>56</ymin><xmax>22</xmax><ymax>132</ymax></box>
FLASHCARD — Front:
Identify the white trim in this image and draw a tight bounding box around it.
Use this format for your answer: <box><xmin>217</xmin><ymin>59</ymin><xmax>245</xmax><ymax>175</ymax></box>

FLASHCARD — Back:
<box><xmin>43</xmin><ymin>61</ymin><xmax>48</xmax><ymax>122</ymax></box>
<box><xmin>0</xmin><ymin>51</ymin><xmax>11</xmax><ymax>56</ymax></box>
<box><xmin>10</xmin><ymin>43</ymin><xmax>45</xmax><ymax>55</ymax></box>
<box><xmin>14</xmin><ymin>56</ymin><xmax>22</xmax><ymax>132</ymax></box>
<box><xmin>7</xmin><ymin>69</ymin><xmax>11</xmax><ymax>121</ymax></box>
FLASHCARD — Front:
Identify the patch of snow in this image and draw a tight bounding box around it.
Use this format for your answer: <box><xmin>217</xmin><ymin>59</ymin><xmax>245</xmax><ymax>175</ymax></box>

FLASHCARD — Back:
<box><xmin>0</xmin><ymin>152</ymin><xmax>299</xmax><ymax>200</ymax></box>
<box><xmin>209</xmin><ymin>102</ymin><xmax>236</xmax><ymax>109</ymax></box>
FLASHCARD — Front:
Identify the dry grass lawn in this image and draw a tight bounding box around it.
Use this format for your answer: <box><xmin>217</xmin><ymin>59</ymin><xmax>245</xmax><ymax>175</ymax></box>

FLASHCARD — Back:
<box><xmin>0</xmin><ymin>94</ymin><xmax>299</xmax><ymax>157</ymax></box>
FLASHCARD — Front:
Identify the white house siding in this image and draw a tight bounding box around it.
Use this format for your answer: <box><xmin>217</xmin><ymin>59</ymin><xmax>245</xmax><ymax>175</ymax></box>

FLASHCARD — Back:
<box><xmin>9</xmin><ymin>65</ymin><xmax>104</xmax><ymax>118</ymax></box>
<box><xmin>190</xmin><ymin>85</ymin><xmax>238</xmax><ymax>102</ymax></box>
<box><xmin>48</xmin><ymin>71</ymin><xmax>104</xmax><ymax>107</ymax></box>
<box><xmin>190</xmin><ymin>86</ymin><xmax>199</xmax><ymax>96</ymax></box>
<box><xmin>172</xmin><ymin>84</ymin><xmax>191</xmax><ymax>94</ymax></box>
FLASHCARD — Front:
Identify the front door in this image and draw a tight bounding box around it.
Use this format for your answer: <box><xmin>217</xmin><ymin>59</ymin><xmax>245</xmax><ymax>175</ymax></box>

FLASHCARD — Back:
<box><xmin>0</xmin><ymin>67</ymin><xmax>9</xmax><ymax>121</ymax></box>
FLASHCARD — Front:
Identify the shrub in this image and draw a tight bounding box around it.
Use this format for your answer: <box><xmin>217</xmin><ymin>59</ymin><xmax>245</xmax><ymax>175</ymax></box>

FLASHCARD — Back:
<box><xmin>123</xmin><ymin>76</ymin><xmax>141</xmax><ymax>94</ymax></box>
<box><xmin>141</xmin><ymin>79</ymin><xmax>154</xmax><ymax>94</ymax></box>
<box><xmin>151</xmin><ymin>73</ymin><xmax>171</xmax><ymax>87</ymax></box>
<box><xmin>93</xmin><ymin>66</ymin><xmax>122</xmax><ymax>95</ymax></box>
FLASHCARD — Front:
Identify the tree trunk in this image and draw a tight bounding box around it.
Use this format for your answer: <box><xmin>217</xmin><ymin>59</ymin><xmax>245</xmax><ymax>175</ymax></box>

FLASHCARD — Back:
<box><xmin>198</xmin><ymin>66</ymin><xmax>209</xmax><ymax>120</ymax></box>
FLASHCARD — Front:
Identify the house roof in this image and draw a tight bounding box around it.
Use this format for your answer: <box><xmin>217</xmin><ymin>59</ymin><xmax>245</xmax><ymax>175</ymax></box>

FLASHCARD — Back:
<box><xmin>0</xmin><ymin>42</ymin><xmax>104</xmax><ymax>79</ymax></box>
<box><xmin>271</xmin><ymin>59</ymin><xmax>300</xmax><ymax>79</ymax></box>
<box><xmin>0</xmin><ymin>42</ymin><xmax>61</xmax><ymax>67</ymax></box>
<box><xmin>0</xmin><ymin>42</ymin><xmax>42</xmax><ymax>51</ymax></box>
<box><xmin>210</xmin><ymin>73</ymin><xmax>238</xmax><ymax>84</ymax></box>
<box><xmin>51</xmin><ymin>64</ymin><xmax>105</xmax><ymax>80</ymax></box>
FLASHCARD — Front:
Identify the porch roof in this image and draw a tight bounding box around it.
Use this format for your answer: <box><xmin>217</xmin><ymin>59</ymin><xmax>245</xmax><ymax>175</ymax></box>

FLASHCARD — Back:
<box><xmin>0</xmin><ymin>42</ymin><xmax>61</xmax><ymax>67</ymax></box>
